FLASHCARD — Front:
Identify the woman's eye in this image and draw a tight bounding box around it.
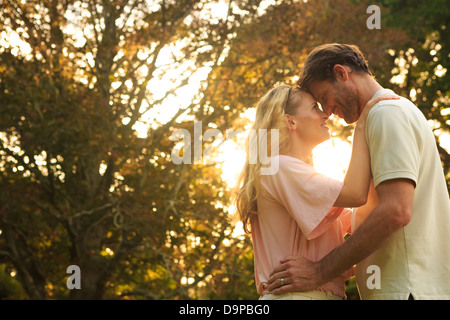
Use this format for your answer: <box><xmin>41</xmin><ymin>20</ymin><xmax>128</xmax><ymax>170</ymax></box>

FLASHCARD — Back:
<box><xmin>314</xmin><ymin>102</ymin><xmax>324</xmax><ymax>112</ymax></box>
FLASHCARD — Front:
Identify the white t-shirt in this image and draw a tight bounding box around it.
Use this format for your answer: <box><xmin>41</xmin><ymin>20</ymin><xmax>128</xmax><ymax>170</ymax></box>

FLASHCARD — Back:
<box><xmin>355</xmin><ymin>89</ymin><xmax>450</xmax><ymax>300</ymax></box>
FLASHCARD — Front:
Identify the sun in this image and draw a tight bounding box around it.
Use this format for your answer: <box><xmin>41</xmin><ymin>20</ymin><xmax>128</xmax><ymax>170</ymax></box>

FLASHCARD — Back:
<box><xmin>218</xmin><ymin>132</ymin><xmax>352</xmax><ymax>189</ymax></box>
<box><xmin>312</xmin><ymin>135</ymin><xmax>352</xmax><ymax>181</ymax></box>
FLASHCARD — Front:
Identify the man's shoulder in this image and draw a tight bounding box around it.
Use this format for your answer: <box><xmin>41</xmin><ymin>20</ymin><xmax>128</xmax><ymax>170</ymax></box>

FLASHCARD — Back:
<box><xmin>368</xmin><ymin>96</ymin><xmax>423</xmax><ymax>124</ymax></box>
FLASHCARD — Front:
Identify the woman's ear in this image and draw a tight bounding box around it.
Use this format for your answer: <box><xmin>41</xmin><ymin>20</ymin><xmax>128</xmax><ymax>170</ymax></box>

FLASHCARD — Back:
<box><xmin>285</xmin><ymin>114</ymin><xmax>296</xmax><ymax>130</ymax></box>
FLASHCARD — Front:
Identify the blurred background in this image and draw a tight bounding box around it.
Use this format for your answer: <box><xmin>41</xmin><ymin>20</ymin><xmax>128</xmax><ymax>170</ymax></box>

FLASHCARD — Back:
<box><xmin>0</xmin><ymin>0</ymin><xmax>448</xmax><ymax>299</ymax></box>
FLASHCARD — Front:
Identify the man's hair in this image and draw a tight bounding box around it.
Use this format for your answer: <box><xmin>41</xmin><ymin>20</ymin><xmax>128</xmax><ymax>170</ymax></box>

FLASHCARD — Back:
<box><xmin>298</xmin><ymin>43</ymin><xmax>373</xmax><ymax>90</ymax></box>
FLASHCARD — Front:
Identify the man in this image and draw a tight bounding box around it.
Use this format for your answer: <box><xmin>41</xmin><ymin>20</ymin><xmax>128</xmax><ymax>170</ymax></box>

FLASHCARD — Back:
<box><xmin>266</xmin><ymin>43</ymin><xmax>450</xmax><ymax>299</ymax></box>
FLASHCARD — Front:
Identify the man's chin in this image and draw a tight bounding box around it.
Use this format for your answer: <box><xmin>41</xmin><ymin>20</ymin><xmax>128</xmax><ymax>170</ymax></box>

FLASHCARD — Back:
<box><xmin>344</xmin><ymin>116</ymin><xmax>358</xmax><ymax>124</ymax></box>
<box><xmin>342</xmin><ymin>112</ymin><xmax>359</xmax><ymax>124</ymax></box>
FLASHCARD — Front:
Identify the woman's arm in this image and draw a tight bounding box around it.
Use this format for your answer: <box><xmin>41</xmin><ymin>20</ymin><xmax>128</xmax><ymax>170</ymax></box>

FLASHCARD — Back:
<box><xmin>333</xmin><ymin>94</ymin><xmax>399</xmax><ymax>207</ymax></box>
<box><xmin>352</xmin><ymin>180</ymin><xmax>379</xmax><ymax>230</ymax></box>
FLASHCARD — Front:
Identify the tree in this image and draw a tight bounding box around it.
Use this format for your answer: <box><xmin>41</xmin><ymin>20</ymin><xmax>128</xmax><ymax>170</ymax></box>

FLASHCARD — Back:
<box><xmin>0</xmin><ymin>0</ymin><xmax>260</xmax><ymax>299</ymax></box>
<box><xmin>379</xmin><ymin>0</ymin><xmax>450</xmax><ymax>189</ymax></box>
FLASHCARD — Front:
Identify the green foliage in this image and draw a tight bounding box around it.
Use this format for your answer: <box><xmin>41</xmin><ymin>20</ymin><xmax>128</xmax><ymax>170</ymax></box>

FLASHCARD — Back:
<box><xmin>0</xmin><ymin>265</ymin><xmax>25</xmax><ymax>299</ymax></box>
<box><xmin>0</xmin><ymin>0</ymin><xmax>256</xmax><ymax>300</ymax></box>
<box><xmin>0</xmin><ymin>0</ymin><xmax>448</xmax><ymax>300</ymax></box>
<box><xmin>379</xmin><ymin>0</ymin><xmax>450</xmax><ymax>188</ymax></box>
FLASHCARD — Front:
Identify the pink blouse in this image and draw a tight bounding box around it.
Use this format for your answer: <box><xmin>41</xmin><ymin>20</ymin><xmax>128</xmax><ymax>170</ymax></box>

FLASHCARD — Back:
<box><xmin>252</xmin><ymin>155</ymin><xmax>352</xmax><ymax>298</ymax></box>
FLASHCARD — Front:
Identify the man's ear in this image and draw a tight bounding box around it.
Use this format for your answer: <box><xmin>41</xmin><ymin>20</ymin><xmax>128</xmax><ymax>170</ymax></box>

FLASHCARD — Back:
<box><xmin>333</xmin><ymin>64</ymin><xmax>351</xmax><ymax>81</ymax></box>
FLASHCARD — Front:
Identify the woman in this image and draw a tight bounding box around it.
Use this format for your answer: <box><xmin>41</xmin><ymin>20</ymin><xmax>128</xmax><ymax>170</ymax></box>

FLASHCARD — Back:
<box><xmin>234</xmin><ymin>84</ymin><xmax>397</xmax><ymax>300</ymax></box>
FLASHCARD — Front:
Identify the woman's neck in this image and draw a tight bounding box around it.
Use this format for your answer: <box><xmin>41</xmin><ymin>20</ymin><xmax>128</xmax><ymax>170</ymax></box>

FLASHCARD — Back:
<box><xmin>284</xmin><ymin>139</ymin><xmax>313</xmax><ymax>163</ymax></box>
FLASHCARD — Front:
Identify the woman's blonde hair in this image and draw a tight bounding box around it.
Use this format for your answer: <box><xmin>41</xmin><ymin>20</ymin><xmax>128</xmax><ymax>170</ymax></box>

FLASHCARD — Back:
<box><xmin>234</xmin><ymin>85</ymin><xmax>304</xmax><ymax>233</ymax></box>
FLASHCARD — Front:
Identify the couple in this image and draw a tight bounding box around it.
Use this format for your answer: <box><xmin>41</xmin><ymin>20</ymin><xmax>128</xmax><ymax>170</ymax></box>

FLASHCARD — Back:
<box><xmin>234</xmin><ymin>43</ymin><xmax>450</xmax><ymax>300</ymax></box>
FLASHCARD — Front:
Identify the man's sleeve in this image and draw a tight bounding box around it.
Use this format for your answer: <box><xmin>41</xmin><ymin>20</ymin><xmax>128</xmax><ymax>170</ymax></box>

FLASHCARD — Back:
<box><xmin>366</xmin><ymin>104</ymin><xmax>420</xmax><ymax>189</ymax></box>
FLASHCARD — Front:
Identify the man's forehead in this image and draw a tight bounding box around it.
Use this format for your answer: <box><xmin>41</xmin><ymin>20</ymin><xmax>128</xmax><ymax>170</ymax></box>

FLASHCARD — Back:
<box><xmin>307</xmin><ymin>81</ymin><xmax>329</xmax><ymax>99</ymax></box>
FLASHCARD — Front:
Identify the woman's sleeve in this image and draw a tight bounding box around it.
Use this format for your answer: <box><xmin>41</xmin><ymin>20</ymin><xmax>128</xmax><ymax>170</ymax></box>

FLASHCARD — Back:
<box><xmin>339</xmin><ymin>208</ymin><xmax>353</xmax><ymax>235</ymax></box>
<box><xmin>261</xmin><ymin>156</ymin><xmax>346</xmax><ymax>240</ymax></box>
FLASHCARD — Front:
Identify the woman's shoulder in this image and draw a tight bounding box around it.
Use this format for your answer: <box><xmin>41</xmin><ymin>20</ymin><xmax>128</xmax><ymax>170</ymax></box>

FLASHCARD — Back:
<box><xmin>263</xmin><ymin>155</ymin><xmax>314</xmax><ymax>179</ymax></box>
<box><xmin>273</xmin><ymin>154</ymin><xmax>313</xmax><ymax>169</ymax></box>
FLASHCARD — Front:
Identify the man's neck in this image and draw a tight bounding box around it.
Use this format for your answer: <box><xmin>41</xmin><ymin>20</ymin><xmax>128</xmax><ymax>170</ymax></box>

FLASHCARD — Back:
<box><xmin>356</xmin><ymin>76</ymin><xmax>384</xmax><ymax>116</ymax></box>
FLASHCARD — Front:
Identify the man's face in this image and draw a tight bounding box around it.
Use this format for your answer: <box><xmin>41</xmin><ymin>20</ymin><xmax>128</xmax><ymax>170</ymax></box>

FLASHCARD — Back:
<box><xmin>308</xmin><ymin>80</ymin><xmax>361</xmax><ymax>124</ymax></box>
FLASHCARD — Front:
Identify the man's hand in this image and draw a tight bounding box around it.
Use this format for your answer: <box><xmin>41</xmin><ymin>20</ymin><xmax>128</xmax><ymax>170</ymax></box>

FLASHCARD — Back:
<box><xmin>265</xmin><ymin>256</ymin><xmax>323</xmax><ymax>295</ymax></box>
<box><xmin>266</xmin><ymin>179</ymin><xmax>414</xmax><ymax>296</ymax></box>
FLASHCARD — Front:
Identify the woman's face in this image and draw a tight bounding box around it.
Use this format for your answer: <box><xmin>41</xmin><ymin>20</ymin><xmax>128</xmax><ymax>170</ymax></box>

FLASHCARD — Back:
<box><xmin>288</xmin><ymin>91</ymin><xmax>330</xmax><ymax>146</ymax></box>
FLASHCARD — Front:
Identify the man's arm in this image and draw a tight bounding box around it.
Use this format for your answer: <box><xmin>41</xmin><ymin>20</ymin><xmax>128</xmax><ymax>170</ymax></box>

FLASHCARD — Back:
<box><xmin>266</xmin><ymin>178</ymin><xmax>414</xmax><ymax>294</ymax></box>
